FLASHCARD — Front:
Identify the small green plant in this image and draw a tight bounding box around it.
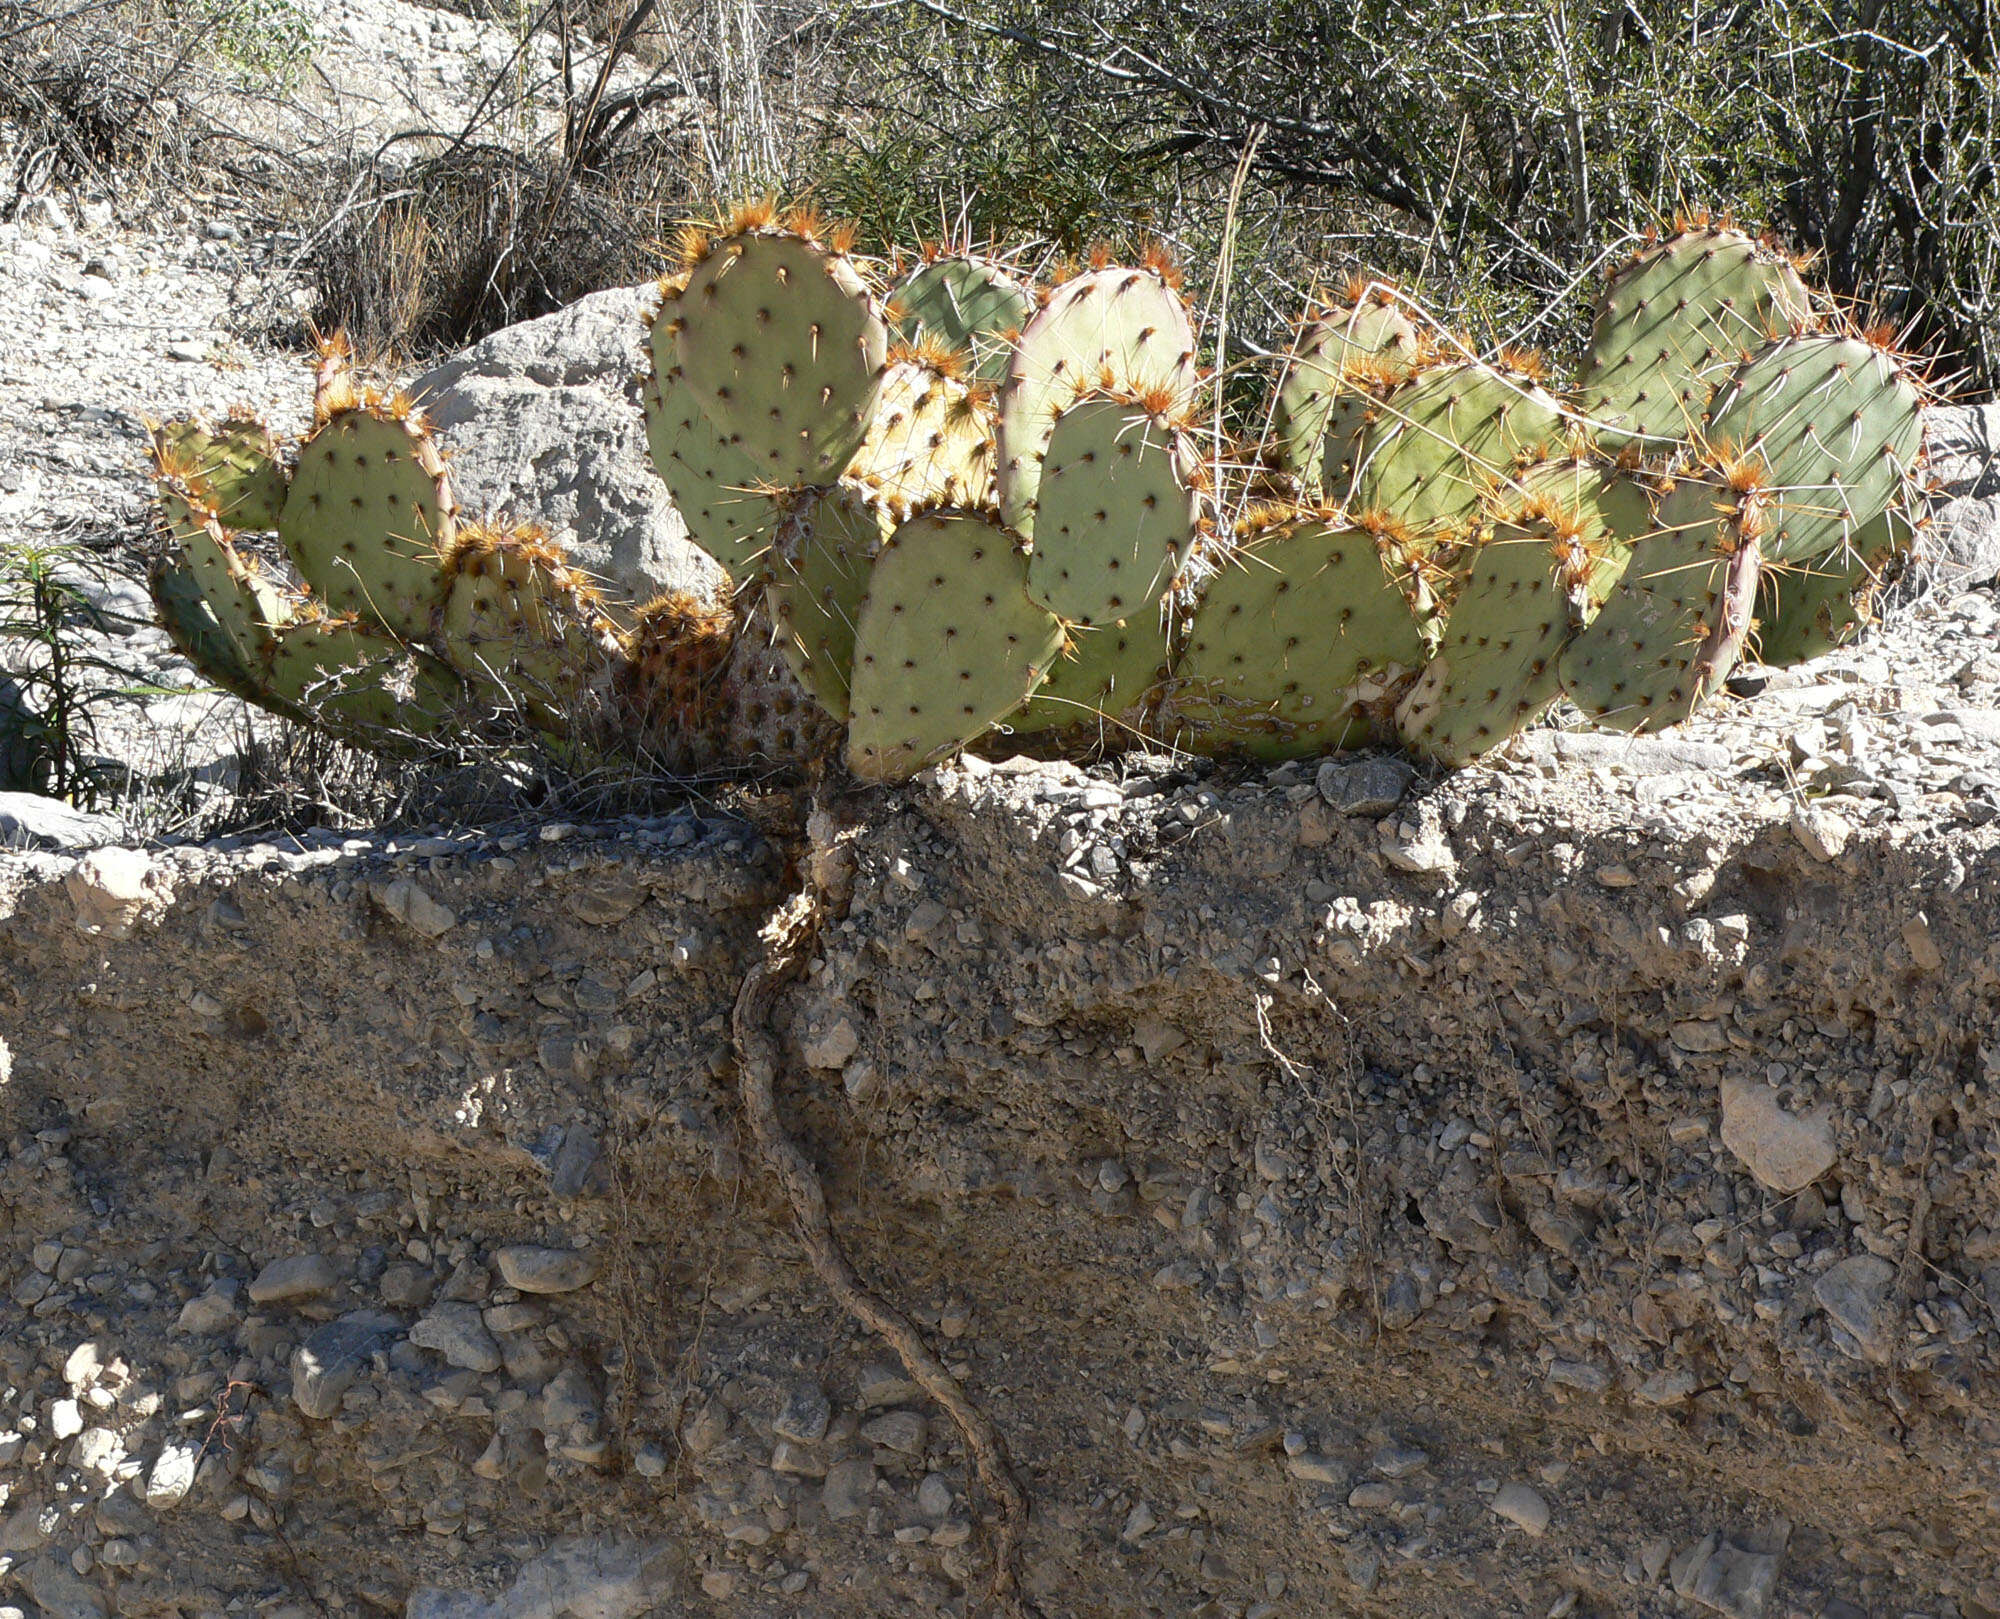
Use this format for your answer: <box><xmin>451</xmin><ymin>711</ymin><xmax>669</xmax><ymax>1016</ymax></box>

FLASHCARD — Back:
<box><xmin>0</xmin><ymin>541</ymin><xmax>146</xmax><ymax>807</ymax></box>
<box><xmin>190</xmin><ymin>0</ymin><xmax>313</xmax><ymax>83</ymax></box>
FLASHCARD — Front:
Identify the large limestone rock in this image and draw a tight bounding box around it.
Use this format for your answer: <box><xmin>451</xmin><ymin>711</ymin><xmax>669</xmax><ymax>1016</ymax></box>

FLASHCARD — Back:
<box><xmin>408</xmin><ymin>285</ymin><xmax>723</xmax><ymax>613</ymax></box>
<box><xmin>1914</xmin><ymin>402</ymin><xmax>2000</xmax><ymax>592</ymax></box>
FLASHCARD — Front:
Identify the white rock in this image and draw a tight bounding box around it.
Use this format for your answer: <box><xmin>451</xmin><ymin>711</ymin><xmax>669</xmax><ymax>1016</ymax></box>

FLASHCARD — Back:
<box><xmin>1490</xmin><ymin>1481</ymin><xmax>1551</xmax><ymax>1536</ymax></box>
<box><xmin>64</xmin><ymin>847</ymin><xmax>153</xmax><ymax>937</ymax></box>
<box><xmin>374</xmin><ymin>877</ymin><xmax>456</xmax><ymax>938</ymax></box>
<box><xmin>143</xmin><ymin>1439</ymin><xmax>201</xmax><ymax>1507</ymax></box>
<box><xmin>1719</xmin><ymin>1077</ymin><xmax>1836</xmax><ymax>1194</ymax></box>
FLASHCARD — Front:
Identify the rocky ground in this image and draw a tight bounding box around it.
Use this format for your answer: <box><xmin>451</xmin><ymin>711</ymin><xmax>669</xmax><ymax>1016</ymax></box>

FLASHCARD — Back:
<box><xmin>4</xmin><ymin>5</ymin><xmax>2000</xmax><ymax>1618</ymax></box>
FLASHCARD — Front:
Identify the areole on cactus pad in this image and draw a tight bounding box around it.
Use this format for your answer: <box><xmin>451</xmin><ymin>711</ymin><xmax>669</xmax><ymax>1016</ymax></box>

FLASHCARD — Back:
<box><xmin>143</xmin><ymin>212</ymin><xmax>1932</xmax><ymax>785</ymax></box>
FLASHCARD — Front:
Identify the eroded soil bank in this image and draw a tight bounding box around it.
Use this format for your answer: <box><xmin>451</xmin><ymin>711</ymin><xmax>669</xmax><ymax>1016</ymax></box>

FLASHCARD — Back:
<box><xmin>1</xmin><ymin>745</ymin><xmax>1997</xmax><ymax>1619</ymax></box>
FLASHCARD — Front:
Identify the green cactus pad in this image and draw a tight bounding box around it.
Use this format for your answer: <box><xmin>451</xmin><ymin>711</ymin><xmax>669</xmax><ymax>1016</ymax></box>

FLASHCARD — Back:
<box><xmin>1269</xmin><ymin>290</ymin><xmax>1418</xmax><ymax>493</ymax></box>
<box><xmin>996</xmin><ymin>266</ymin><xmax>1197</xmax><ymax>543</ymax></box>
<box><xmin>1699</xmin><ymin>333</ymin><xmax>1924</xmax><ymax>565</ymax></box>
<box><xmin>1318</xmin><ymin>388</ymin><xmax>1380</xmax><ymax>508</ymax></box>
<box><xmin>1350</xmin><ymin>360</ymin><xmax>1564</xmax><ymax>541</ymax></box>
<box><xmin>162</xmin><ymin>489</ymin><xmax>294</xmax><ymax>671</ymax></box>
<box><xmin>1397</xmin><ymin>459</ymin><xmax>1646</xmax><ymax>765</ymax></box>
<box><xmin>149</xmin><ymin>556</ymin><xmax>277</xmax><ymax>708</ymax></box>
<box><xmin>1026</xmin><ymin>392</ymin><xmax>1201</xmax><ymax>627</ymax></box>
<box><xmin>1754</xmin><ymin>506</ymin><xmax>1912</xmax><ymax>667</ymax></box>
<box><xmin>438</xmin><ymin>527</ymin><xmax>614</xmax><ymax>723</ymax></box>
<box><xmin>1559</xmin><ymin>476</ymin><xmax>1761</xmax><ymax>732</ymax></box>
<box><xmin>279</xmin><ymin>406</ymin><xmax>453</xmax><ymax>640</ymax></box>
<box><xmin>1167</xmin><ymin>514</ymin><xmax>1429</xmax><ymax>759</ymax></box>
<box><xmin>847</xmin><ymin>510</ymin><xmax>1064</xmax><ymax>781</ymax></box>
<box><xmin>674</xmin><ymin>231</ymin><xmax>888</xmax><ymax>486</ymax></box>
<box><xmin>150</xmin><ymin>415</ymin><xmax>290</xmax><ymax>529</ymax></box>
<box><xmin>1005</xmin><ymin>610</ymin><xmax>1174</xmax><ymax>745</ymax></box>
<box><xmin>641</xmin><ymin>355</ymin><xmax>778</xmax><ymax>579</ymax></box>
<box><xmin>1577</xmin><ymin>227</ymin><xmax>1813</xmax><ymax>446</ymax></box>
<box><xmin>261</xmin><ymin>615</ymin><xmax>462</xmax><ymax>740</ymax></box>
<box><xmin>844</xmin><ymin>359</ymin><xmax>996</xmax><ymax>518</ymax></box>
<box><xmin>889</xmin><ymin>255</ymin><xmax>1035</xmax><ymax>382</ymax></box>
<box><xmin>765</xmin><ymin>488</ymin><xmax>892</xmax><ymax>721</ymax></box>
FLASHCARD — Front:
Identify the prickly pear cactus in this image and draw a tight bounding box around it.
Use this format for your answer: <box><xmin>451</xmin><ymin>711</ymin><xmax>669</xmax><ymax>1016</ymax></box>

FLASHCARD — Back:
<box><xmin>996</xmin><ymin>262</ymin><xmax>1198</xmax><ymax>544</ymax></box>
<box><xmin>1168</xmin><ymin>508</ymin><xmax>1431</xmax><ymax>759</ymax></box>
<box><xmin>1349</xmin><ymin>358</ymin><xmax>1565</xmax><ymax>540</ymax></box>
<box><xmin>1397</xmin><ymin>457</ymin><xmax>1648</xmax><ymax>764</ymax></box>
<box><xmin>671</xmin><ymin>212</ymin><xmax>889</xmax><ymax>486</ymax></box>
<box><xmin>1577</xmin><ymin>225</ymin><xmax>1814</xmax><ymax>446</ymax></box>
<box><xmin>1754</xmin><ymin>506</ymin><xmax>1913</xmax><ymax>667</ymax></box>
<box><xmin>1700</xmin><ymin>332</ymin><xmax>1924</xmax><ymax>564</ymax></box>
<box><xmin>641</xmin><ymin>328</ymin><xmax>779</xmax><ymax>579</ymax></box>
<box><xmin>1026</xmin><ymin>389</ymin><xmax>1203</xmax><ymax>627</ymax></box>
<box><xmin>262</xmin><ymin>613</ymin><xmax>460</xmax><ymax>741</ymax></box>
<box><xmin>888</xmin><ymin>253</ymin><xmax>1035</xmax><ymax>383</ymax></box>
<box><xmin>1269</xmin><ymin>284</ymin><xmax>1419</xmax><ymax>494</ymax></box>
<box><xmin>1560</xmin><ymin>471</ymin><xmax>1764</xmax><ymax>732</ymax></box>
<box><xmin>149</xmin><ymin>415</ymin><xmax>290</xmax><ymax>529</ymax></box>
<box><xmin>1005</xmin><ymin>609</ymin><xmax>1174</xmax><ymax>746</ymax></box>
<box><xmin>845</xmin><ymin>354</ymin><xmax>996</xmax><ymax>518</ymax></box>
<box><xmin>280</xmin><ymin>401</ymin><xmax>454</xmax><ymax>641</ymax></box>
<box><xmin>437</xmin><ymin>522</ymin><xmax>616</xmax><ymax>723</ymax></box>
<box><xmin>846</xmin><ymin>511</ymin><xmax>1064</xmax><ymax>781</ymax></box>
<box><xmin>764</xmin><ymin>487</ymin><xmax>891</xmax><ymax>721</ymax></box>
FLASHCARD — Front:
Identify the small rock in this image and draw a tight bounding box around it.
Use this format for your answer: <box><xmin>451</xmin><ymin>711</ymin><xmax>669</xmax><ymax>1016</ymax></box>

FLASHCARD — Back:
<box><xmin>248</xmin><ymin>1253</ymin><xmax>337</xmax><ymax>1305</ymax></box>
<box><xmin>178</xmin><ymin>1279</ymin><xmax>243</xmax><ymax>1339</ymax></box>
<box><xmin>64</xmin><ymin>846</ymin><xmax>153</xmax><ymax>937</ymax></box>
<box><xmin>1814</xmin><ymin>1254</ymin><xmax>1898</xmax><ymax>1363</ymax></box>
<box><xmin>1120</xmin><ymin>1499</ymin><xmax>1157</xmax><ymax>1543</ymax></box>
<box><xmin>493</xmin><ymin>1245</ymin><xmax>600</xmax><ymax>1294</ymax></box>
<box><xmin>1719</xmin><ymin>1077</ymin><xmax>1835</xmax><ymax>1194</ymax></box>
<box><xmin>773</xmin><ymin>1382</ymin><xmax>832</xmax><ymax>1445</ymax></box>
<box><xmin>1513</xmin><ymin>731</ymin><xmax>1735</xmax><ymax>774</ymax></box>
<box><xmin>1789</xmin><ymin>803</ymin><xmax>1852</xmax><ymax>862</ymax></box>
<box><xmin>564</xmin><ymin>880</ymin><xmax>647</xmax><ymax>925</ymax></box>
<box><xmin>821</xmin><ymin>1458</ymin><xmax>876</xmax><ymax>1522</ymax></box>
<box><xmin>856</xmin><ymin>1363</ymin><xmax>923</xmax><ymax>1409</ymax></box>
<box><xmin>50</xmin><ymin>1398</ymin><xmax>84</xmax><ymax>1439</ymax></box>
<box><xmin>374</xmin><ymin>878</ymin><xmax>456</xmax><ymax>938</ymax></box>
<box><xmin>1378</xmin><ymin>806</ymin><xmax>1456</xmax><ymax>877</ymax></box>
<box><xmin>377</xmin><ymin>1262</ymin><xmax>435</xmax><ymax>1309</ymax></box>
<box><xmin>25</xmin><ymin>1556</ymin><xmax>109</xmax><ymax>1619</ymax></box>
<box><xmin>143</xmin><ymin>1439</ymin><xmax>200</xmax><ymax>1507</ymax></box>
<box><xmin>1690</xmin><ymin>1539</ymin><xmax>1783</xmax><ymax>1619</ymax></box>
<box><xmin>406</xmin><ymin>1537</ymin><xmax>675</xmax><ymax>1619</ymax></box>
<box><xmin>803</xmin><ymin>1017</ymin><xmax>861</xmax><ymax>1070</ymax></box>
<box><xmin>1285</xmin><ymin>1453</ymin><xmax>1347</xmax><ymax>1486</ymax></box>
<box><xmin>1900</xmin><ymin>913</ymin><xmax>1944</xmax><ymax>971</ymax></box>
<box><xmin>1371</xmin><ymin>1442</ymin><xmax>1428</xmax><ymax>1478</ymax></box>
<box><xmin>291</xmin><ymin>1311</ymin><xmax>399</xmax><ymax>1420</ymax></box>
<box><xmin>860</xmin><ymin>1410</ymin><xmax>926</xmax><ymax>1454</ymax></box>
<box><xmin>1317</xmin><ymin>755</ymin><xmax>1415</xmax><ymax>816</ymax></box>
<box><xmin>917</xmin><ymin>1473</ymin><xmax>954</xmax><ymax>1518</ymax></box>
<box><xmin>1490</xmin><ymin>1482</ymin><xmax>1550</xmax><ymax>1537</ymax></box>
<box><xmin>410</xmin><ymin>1302</ymin><xmax>502</xmax><ymax>1373</ymax></box>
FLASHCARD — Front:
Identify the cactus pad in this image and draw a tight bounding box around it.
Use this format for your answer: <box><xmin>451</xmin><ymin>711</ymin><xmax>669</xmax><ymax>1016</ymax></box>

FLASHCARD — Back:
<box><xmin>674</xmin><ymin>229</ymin><xmax>888</xmax><ymax>485</ymax></box>
<box><xmin>149</xmin><ymin>415</ymin><xmax>290</xmax><ymax>529</ymax></box>
<box><xmin>847</xmin><ymin>511</ymin><xmax>1064</xmax><ymax>781</ymax></box>
<box><xmin>149</xmin><ymin>555</ymin><xmax>277</xmax><ymax>708</ymax></box>
<box><xmin>765</xmin><ymin>488</ymin><xmax>892</xmax><ymax>720</ymax></box>
<box><xmin>1269</xmin><ymin>288</ymin><xmax>1418</xmax><ymax>492</ymax></box>
<box><xmin>1026</xmin><ymin>391</ymin><xmax>1202</xmax><ymax>626</ymax></box>
<box><xmin>844</xmin><ymin>359</ymin><xmax>996</xmax><ymax>518</ymax></box>
<box><xmin>1700</xmin><ymin>333</ymin><xmax>1924</xmax><ymax>565</ymax></box>
<box><xmin>279</xmin><ymin>405</ymin><xmax>453</xmax><ymax>640</ymax></box>
<box><xmin>1397</xmin><ymin>458</ymin><xmax>1646</xmax><ymax>764</ymax></box>
<box><xmin>1577</xmin><ymin>227</ymin><xmax>1813</xmax><ymax>445</ymax></box>
<box><xmin>1350</xmin><ymin>360</ymin><xmax>1564</xmax><ymax>540</ymax></box>
<box><xmin>1559</xmin><ymin>475</ymin><xmax>1762</xmax><ymax>731</ymax></box>
<box><xmin>261</xmin><ymin>614</ymin><xmax>460</xmax><ymax>740</ymax></box>
<box><xmin>438</xmin><ymin>522</ymin><xmax>614</xmax><ymax>722</ymax></box>
<box><xmin>889</xmin><ymin>255</ymin><xmax>1035</xmax><ymax>382</ymax></box>
<box><xmin>161</xmin><ymin>487</ymin><xmax>293</xmax><ymax>671</ymax></box>
<box><xmin>1168</xmin><ymin>512</ymin><xmax>1429</xmax><ymax>759</ymax></box>
<box><xmin>1754</xmin><ymin>506</ymin><xmax>1912</xmax><ymax>667</ymax></box>
<box><xmin>642</xmin><ymin>343</ymin><xmax>779</xmax><ymax>579</ymax></box>
<box><xmin>1006</xmin><ymin>610</ymin><xmax>1174</xmax><ymax>745</ymax></box>
<box><xmin>996</xmin><ymin>266</ymin><xmax>1197</xmax><ymax>542</ymax></box>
